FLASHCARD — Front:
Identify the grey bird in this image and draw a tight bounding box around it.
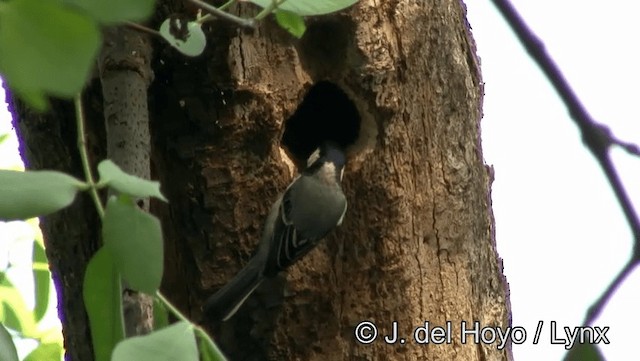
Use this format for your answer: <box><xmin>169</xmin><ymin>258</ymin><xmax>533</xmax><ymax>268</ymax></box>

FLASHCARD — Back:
<box><xmin>203</xmin><ymin>142</ymin><xmax>348</xmax><ymax>322</ymax></box>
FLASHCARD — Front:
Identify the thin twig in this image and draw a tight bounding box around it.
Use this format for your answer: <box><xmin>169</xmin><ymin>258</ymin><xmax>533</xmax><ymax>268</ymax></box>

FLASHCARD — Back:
<box><xmin>217</xmin><ymin>0</ymin><xmax>237</xmax><ymax>11</ymax></box>
<box><xmin>611</xmin><ymin>136</ymin><xmax>640</xmax><ymax>157</ymax></box>
<box><xmin>74</xmin><ymin>95</ymin><xmax>105</xmax><ymax>218</ymax></box>
<box><xmin>155</xmin><ymin>291</ymin><xmax>227</xmax><ymax>359</ymax></box>
<box><xmin>490</xmin><ymin>0</ymin><xmax>640</xmax><ymax>324</ymax></box>
<box><xmin>254</xmin><ymin>0</ymin><xmax>286</xmax><ymax>20</ymax></box>
<box><xmin>197</xmin><ymin>0</ymin><xmax>238</xmax><ymax>24</ymax></box>
<box><xmin>189</xmin><ymin>0</ymin><xmax>255</xmax><ymax>28</ymax></box>
<box><xmin>194</xmin><ymin>327</ymin><xmax>227</xmax><ymax>360</ymax></box>
<box><xmin>156</xmin><ymin>291</ymin><xmax>191</xmax><ymax>323</ymax></box>
<box><xmin>125</xmin><ymin>21</ymin><xmax>161</xmax><ymax>37</ymax></box>
<box><xmin>583</xmin><ymin>259</ymin><xmax>637</xmax><ymax>325</ymax></box>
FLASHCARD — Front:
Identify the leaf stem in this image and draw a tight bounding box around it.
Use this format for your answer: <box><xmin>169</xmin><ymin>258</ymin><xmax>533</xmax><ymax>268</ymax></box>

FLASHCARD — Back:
<box><xmin>155</xmin><ymin>291</ymin><xmax>227</xmax><ymax>359</ymax></box>
<box><xmin>217</xmin><ymin>0</ymin><xmax>237</xmax><ymax>11</ymax></box>
<box><xmin>189</xmin><ymin>0</ymin><xmax>255</xmax><ymax>27</ymax></box>
<box><xmin>197</xmin><ymin>0</ymin><xmax>238</xmax><ymax>24</ymax></box>
<box><xmin>125</xmin><ymin>21</ymin><xmax>161</xmax><ymax>37</ymax></box>
<box><xmin>254</xmin><ymin>0</ymin><xmax>287</xmax><ymax>20</ymax></box>
<box><xmin>156</xmin><ymin>291</ymin><xmax>189</xmax><ymax>323</ymax></box>
<box><xmin>74</xmin><ymin>95</ymin><xmax>105</xmax><ymax>218</ymax></box>
<box><xmin>195</xmin><ymin>326</ymin><xmax>226</xmax><ymax>360</ymax></box>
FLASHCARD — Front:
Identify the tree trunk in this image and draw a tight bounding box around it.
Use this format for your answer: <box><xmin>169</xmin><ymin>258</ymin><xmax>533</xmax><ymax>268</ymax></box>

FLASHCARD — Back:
<box><xmin>7</xmin><ymin>92</ymin><xmax>104</xmax><ymax>361</ymax></box>
<box><xmin>8</xmin><ymin>0</ymin><xmax>511</xmax><ymax>360</ymax></box>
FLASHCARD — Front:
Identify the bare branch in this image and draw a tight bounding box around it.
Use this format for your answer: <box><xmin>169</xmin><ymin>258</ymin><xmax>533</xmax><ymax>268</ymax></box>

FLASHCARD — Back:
<box><xmin>490</xmin><ymin>0</ymin><xmax>640</xmax><ymax>325</ymax></box>
<box><xmin>583</xmin><ymin>259</ymin><xmax>637</xmax><ymax>325</ymax></box>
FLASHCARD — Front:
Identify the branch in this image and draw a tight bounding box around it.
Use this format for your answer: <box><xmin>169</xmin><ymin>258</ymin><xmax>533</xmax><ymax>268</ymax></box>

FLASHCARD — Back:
<box><xmin>125</xmin><ymin>21</ymin><xmax>161</xmax><ymax>37</ymax></box>
<box><xmin>490</xmin><ymin>0</ymin><xmax>640</xmax><ymax>324</ymax></box>
<box><xmin>98</xmin><ymin>26</ymin><xmax>155</xmax><ymax>336</ymax></box>
<box><xmin>583</xmin><ymin>259</ymin><xmax>637</xmax><ymax>325</ymax></box>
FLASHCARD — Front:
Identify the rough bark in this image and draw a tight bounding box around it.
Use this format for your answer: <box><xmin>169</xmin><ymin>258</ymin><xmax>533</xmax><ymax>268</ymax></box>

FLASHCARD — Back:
<box><xmin>155</xmin><ymin>0</ymin><xmax>510</xmax><ymax>360</ymax></box>
<box><xmin>7</xmin><ymin>0</ymin><xmax>510</xmax><ymax>360</ymax></box>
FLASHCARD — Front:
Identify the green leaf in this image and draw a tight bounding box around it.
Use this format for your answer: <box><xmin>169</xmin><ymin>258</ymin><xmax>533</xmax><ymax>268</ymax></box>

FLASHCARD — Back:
<box><xmin>0</xmin><ymin>279</ymin><xmax>21</xmax><ymax>332</ymax></box>
<box><xmin>249</xmin><ymin>0</ymin><xmax>358</xmax><ymax>16</ymax></box>
<box><xmin>159</xmin><ymin>19</ymin><xmax>206</xmax><ymax>57</ymax></box>
<box><xmin>0</xmin><ymin>170</ymin><xmax>85</xmax><ymax>221</ymax></box>
<box><xmin>152</xmin><ymin>298</ymin><xmax>169</xmax><ymax>331</ymax></box>
<box><xmin>112</xmin><ymin>321</ymin><xmax>198</xmax><ymax>361</ymax></box>
<box><xmin>63</xmin><ymin>0</ymin><xmax>156</xmax><ymax>24</ymax></box>
<box><xmin>197</xmin><ymin>331</ymin><xmax>227</xmax><ymax>361</ymax></box>
<box><xmin>0</xmin><ymin>133</ymin><xmax>9</xmax><ymax>145</ymax></box>
<box><xmin>83</xmin><ymin>247</ymin><xmax>124</xmax><ymax>361</ymax></box>
<box><xmin>0</xmin><ymin>323</ymin><xmax>19</xmax><ymax>361</ymax></box>
<box><xmin>24</xmin><ymin>342</ymin><xmax>63</xmax><ymax>361</ymax></box>
<box><xmin>98</xmin><ymin>160</ymin><xmax>168</xmax><ymax>202</ymax></box>
<box><xmin>32</xmin><ymin>240</ymin><xmax>50</xmax><ymax>322</ymax></box>
<box><xmin>275</xmin><ymin>10</ymin><xmax>306</xmax><ymax>38</ymax></box>
<box><xmin>0</xmin><ymin>301</ymin><xmax>22</xmax><ymax>334</ymax></box>
<box><xmin>103</xmin><ymin>196</ymin><xmax>164</xmax><ymax>294</ymax></box>
<box><xmin>13</xmin><ymin>89</ymin><xmax>48</xmax><ymax>112</ymax></box>
<box><xmin>0</xmin><ymin>275</ymin><xmax>37</xmax><ymax>337</ymax></box>
<box><xmin>0</xmin><ymin>0</ymin><xmax>101</xmax><ymax>108</ymax></box>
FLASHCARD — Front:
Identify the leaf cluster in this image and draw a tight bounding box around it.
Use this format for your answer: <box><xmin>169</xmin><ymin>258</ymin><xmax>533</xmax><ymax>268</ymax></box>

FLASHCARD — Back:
<box><xmin>0</xmin><ymin>0</ymin><xmax>358</xmax><ymax>110</ymax></box>
<box><xmin>0</xmin><ymin>157</ymin><xmax>226</xmax><ymax>360</ymax></box>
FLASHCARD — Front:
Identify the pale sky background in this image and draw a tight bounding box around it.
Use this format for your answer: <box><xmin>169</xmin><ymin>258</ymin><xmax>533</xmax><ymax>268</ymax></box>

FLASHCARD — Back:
<box><xmin>1</xmin><ymin>1</ymin><xmax>639</xmax><ymax>360</ymax></box>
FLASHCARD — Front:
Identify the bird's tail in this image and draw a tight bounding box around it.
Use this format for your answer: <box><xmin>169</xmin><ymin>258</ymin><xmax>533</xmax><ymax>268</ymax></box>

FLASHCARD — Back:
<box><xmin>203</xmin><ymin>257</ymin><xmax>264</xmax><ymax>322</ymax></box>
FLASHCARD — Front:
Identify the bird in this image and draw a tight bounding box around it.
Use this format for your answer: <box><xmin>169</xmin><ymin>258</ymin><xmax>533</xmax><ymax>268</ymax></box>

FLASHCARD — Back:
<box><xmin>203</xmin><ymin>142</ymin><xmax>348</xmax><ymax>322</ymax></box>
